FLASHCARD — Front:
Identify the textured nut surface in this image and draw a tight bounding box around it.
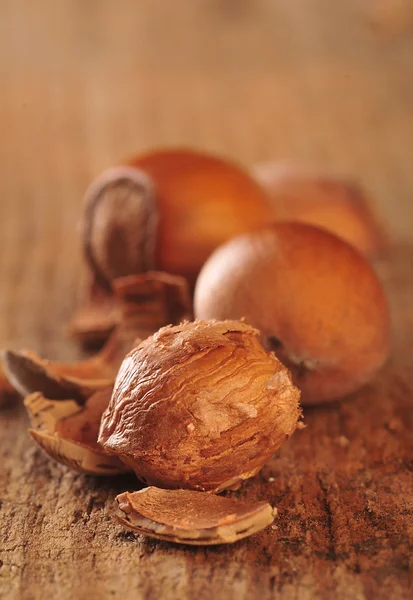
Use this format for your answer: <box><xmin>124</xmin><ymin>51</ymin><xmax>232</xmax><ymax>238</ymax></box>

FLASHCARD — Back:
<box><xmin>116</xmin><ymin>487</ymin><xmax>276</xmax><ymax>545</ymax></box>
<box><xmin>99</xmin><ymin>319</ymin><xmax>301</xmax><ymax>492</ymax></box>
<box><xmin>194</xmin><ymin>224</ymin><xmax>391</xmax><ymax>405</ymax></box>
<box><xmin>25</xmin><ymin>389</ymin><xmax>129</xmax><ymax>475</ymax></box>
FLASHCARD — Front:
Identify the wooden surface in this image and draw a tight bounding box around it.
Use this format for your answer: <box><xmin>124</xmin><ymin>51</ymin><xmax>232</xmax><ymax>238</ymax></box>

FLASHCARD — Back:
<box><xmin>1</xmin><ymin>2</ymin><xmax>413</xmax><ymax>599</ymax></box>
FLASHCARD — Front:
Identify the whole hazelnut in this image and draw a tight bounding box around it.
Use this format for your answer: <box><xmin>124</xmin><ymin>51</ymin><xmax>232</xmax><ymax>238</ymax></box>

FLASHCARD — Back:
<box><xmin>194</xmin><ymin>223</ymin><xmax>391</xmax><ymax>405</ymax></box>
<box><xmin>84</xmin><ymin>148</ymin><xmax>274</xmax><ymax>289</ymax></box>
<box><xmin>253</xmin><ymin>162</ymin><xmax>387</xmax><ymax>259</ymax></box>
<box><xmin>98</xmin><ymin>320</ymin><xmax>301</xmax><ymax>492</ymax></box>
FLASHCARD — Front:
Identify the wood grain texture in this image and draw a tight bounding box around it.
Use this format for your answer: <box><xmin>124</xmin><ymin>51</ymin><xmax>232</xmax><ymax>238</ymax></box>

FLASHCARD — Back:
<box><xmin>0</xmin><ymin>1</ymin><xmax>412</xmax><ymax>599</ymax></box>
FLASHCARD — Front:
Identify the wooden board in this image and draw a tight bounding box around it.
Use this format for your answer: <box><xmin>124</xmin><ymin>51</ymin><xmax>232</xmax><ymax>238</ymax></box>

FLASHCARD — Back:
<box><xmin>0</xmin><ymin>1</ymin><xmax>412</xmax><ymax>599</ymax></box>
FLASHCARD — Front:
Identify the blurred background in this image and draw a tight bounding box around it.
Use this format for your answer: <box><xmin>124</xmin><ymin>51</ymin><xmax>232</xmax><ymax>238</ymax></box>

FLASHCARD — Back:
<box><xmin>0</xmin><ymin>0</ymin><xmax>412</xmax><ymax>357</ymax></box>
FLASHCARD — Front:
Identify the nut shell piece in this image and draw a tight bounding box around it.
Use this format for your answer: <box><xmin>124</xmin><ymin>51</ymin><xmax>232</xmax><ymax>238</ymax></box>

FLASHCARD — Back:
<box><xmin>70</xmin><ymin>270</ymin><xmax>192</xmax><ymax>347</ymax></box>
<box><xmin>25</xmin><ymin>389</ymin><xmax>129</xmax><ymax>475</ymax></box>
<box><xmin>99</xmin><ymin>320</ymin><xmax>301</xmax><ymax>492</ymax></box>
<box><xmin>68</xmin><ymin>271</ymin><xmax>117</xmax><ymax>345</ymax></box>
<box><xmin>2</xmin><ymin>350</ymin><xmax>107</xmax><ymax>404</ymax></box>
<box><xmin>116</xmin><ymin>487</ymin><xmax>276</xmax><ymax>545</ymax></box>
<box><xmin>3</xmin><ymin>273</ymin><xmax>192</xmax><ymax>401</ymax></box>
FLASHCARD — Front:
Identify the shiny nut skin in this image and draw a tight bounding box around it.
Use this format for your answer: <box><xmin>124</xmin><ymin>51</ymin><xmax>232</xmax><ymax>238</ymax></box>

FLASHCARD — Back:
<box><xmin>194</xmin><ymin>223</ymin><xmax>391</xmax><ymax>405</ymax></box>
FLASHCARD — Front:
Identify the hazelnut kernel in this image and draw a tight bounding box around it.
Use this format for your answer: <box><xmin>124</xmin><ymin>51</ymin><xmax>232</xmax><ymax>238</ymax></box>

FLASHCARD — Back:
<box><xmin>99</xmin><ymin>319</ymin><xmax>301</xmax><ymax>492</ymax></box>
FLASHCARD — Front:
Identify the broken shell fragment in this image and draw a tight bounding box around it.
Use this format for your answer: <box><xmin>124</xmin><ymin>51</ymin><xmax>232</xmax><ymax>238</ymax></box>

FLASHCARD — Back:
<box><xmin>3</xmin><ymin>272</ymin><xmax>192</xmax><ymax>400</ymax></box>
<box><xmin>116</xmin><ymin>487</ymin><xmax>276</xmax><ymax>545</ymax></box>
<box><xmin>111</xmin><ymin>271</ymin><xmax>193</xmax><ymax>341</ymax></box>
<box><xmin>25</xmin><ymin>389</ymin><xmax>129</xmax><ymax>475</ymax></box>
<box><xmin>68</xmin><ymin>272</ymin><xmax>117</xmax><ymax>346</ymax></box>
<box><xmin>70</xmin><ymin>269</ymin><xmax>192</xmax><ymax>347</ymax></box>
<box><xmin>2</xmin><ymin>350</ymin><xmax>107</xmax><ymax>404</ymax></box>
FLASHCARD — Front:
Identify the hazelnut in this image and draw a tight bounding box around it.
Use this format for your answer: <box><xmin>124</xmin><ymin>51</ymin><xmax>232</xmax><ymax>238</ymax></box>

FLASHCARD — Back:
<box><xmin>24</xmin><ymin>389</ymin><xmax>129</xmax><ymax>475</ymax></box>
<box><xmin>194</xmin><ymin>223</ymin><xmax>391</xmax><ymax>405</ymax></box>
<box><xmin>98</xmin><ymin>320</ymin><xmax>301</xmax><ymax>492</ymax></box>
<box><xmin>116</xmin><ymin>487</ymin><xmax>276</xmax><ymax>545</ymax></box>
<box><xmin>253</xmin><ymin>162</ymin><xmax>388</xmax><ymax>259</ymax></box>
<box><xmin>84</xmin><ymin>148</ymin><xmax>274</xmax><ymax>289</ymax></box>
<box><xmin>70</xmin><ymin>148</ymin><xmax>274</xmax><ymax>345</ymax></box>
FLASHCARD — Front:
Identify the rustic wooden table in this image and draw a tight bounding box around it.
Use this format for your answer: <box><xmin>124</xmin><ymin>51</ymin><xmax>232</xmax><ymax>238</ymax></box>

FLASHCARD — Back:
<box><xmin>1</xmin><ymin>2</ymin><xmax>412</xmax><ymax>599</ymax></box>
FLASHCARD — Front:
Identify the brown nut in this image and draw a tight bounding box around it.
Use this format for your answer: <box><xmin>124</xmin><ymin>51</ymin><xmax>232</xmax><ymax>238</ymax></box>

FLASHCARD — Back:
<box><xmin>83</xmin><ymin>148</ymin><xmax>274</xmax><ymax>289</ymax></box>
<box><xmin>71</xmin><ymin>148</ymin><xmax>274</xmax><ymax>346</ymax></box>
<box><xmin>194</xmin><ymin>223</ymin><xmax>391</xmax><ymax>405</ymax></box>
<box><xmin>99</xmin><ymin>319</ymin><xmax>301</xmax><ymax>492</ymax></box>
<box><xmin>116</xmin><ymin>487</ymin><xmax>276</xmax><ymax>545</ymax></box>
<box><xmin>253</xmin><ymin>162</ymin><xmax>388</xmax><ymax>259</ymax></box>
<box><xmin>24</xmin><ymin>389</ymin><xmax>129</xmax><ymax>475</ymax></box>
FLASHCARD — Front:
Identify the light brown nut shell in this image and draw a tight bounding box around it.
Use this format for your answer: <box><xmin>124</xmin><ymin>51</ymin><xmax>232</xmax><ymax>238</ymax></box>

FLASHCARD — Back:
<box><xmin>253</xmin><ymin>162</ymin><xmax>388</xmax><ymax>259</ymax></box>
<box><xmin>111</xmin><ymin>271</ymin><xmax>193</xmax><ymax>341</ymax></box>
<box><xmin>116</xmin><ymin>487</ymin><xmax>276</xmax><ymax>545</ymax></box>
<box><xmin>25</xmin><ymin>389</ymin><xmax>129</xmax><ymax>475</ymax></box>
<box><xmin>2</xmin><ymin>350</ymin><xmax>108</xmax><ymax>404</ymax></box>
<box><xmin>99</xmin><ymin>319</ymin><xmax>301</xmax><ymax>492</ymax></box>
<box><xmin>68</xmin><ymin>271</ymin><xmax>117</xmax><ymax>345</ymax></box>
<box><xmin>3</xmin><ymin>273</ymin><xmax>191</xmax><ymax>401</ymax></box>
<box><xmin>70</xmin><ymin>270</ymin><xmax>192</xmax><ymax>347</ymax></box>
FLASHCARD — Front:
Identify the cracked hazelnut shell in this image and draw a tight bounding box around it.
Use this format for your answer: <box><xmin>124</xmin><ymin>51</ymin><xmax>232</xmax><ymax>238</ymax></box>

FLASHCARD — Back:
<box><xmin>253</xmin><ymin>163</ymin><xmax>388</xmax><ymax>259</ymax></box>
<box><xmin>3</xmin><ymin>272</ymin><xmax>191</xmax><ymax>402</ymax></box>
<box><xmin>83</xmin><ymin>148</ymin><xmax>274</xmax><ymax>289</ymax></box>
<box><xmin>2</xmin><ymin>349</ymin><xmax>108</xmax><ymax>404</ymax></box>
<box><xmin>98</xmin><ymin>320</ymin><xmax>301</xmax><ymax>492</ymax></box>
<box><xmin>116</xmin><ymin>487</ymin><xmax>276</xmax><ymax>545</ymax></box>
<box><xmin>25</xmin><ymin>389</ymin><xmax>129</xmax><ymax>475</ymax></box>
<box><xmin>69</xmin><ymin>270</ymin><xmax>191</xmax><ymax>347</ymax></box>
<box><xmin>194</xmin><ymin>223</ymin><xmax>391</xmax><ymax>405</ymax></box>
